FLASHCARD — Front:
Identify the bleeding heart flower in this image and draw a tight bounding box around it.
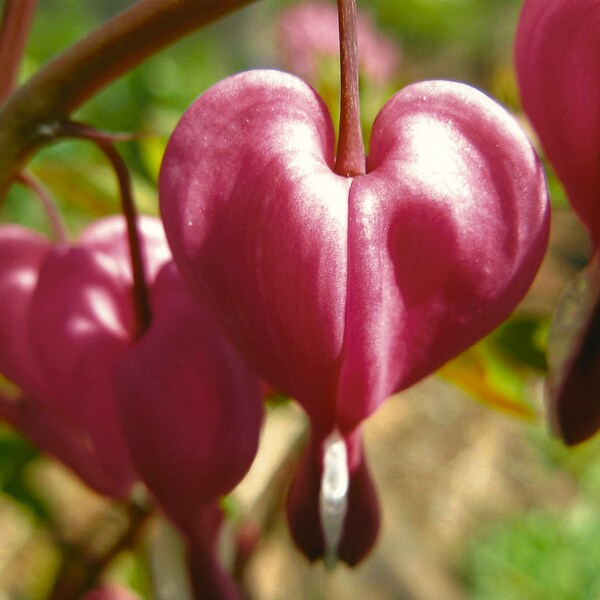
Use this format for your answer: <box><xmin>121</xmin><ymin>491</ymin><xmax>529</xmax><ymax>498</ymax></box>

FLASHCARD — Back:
<box><xmin>545</xmin><ymin>254</ymin><xmax>600</xmax><ymax>444</ymax></box>
<box><xmin>515</xmin><ymin>0</ymin><xmax>600</xmax><ymax>251</ymax></box>
<box><xmin>159</xmin><ymin>69</ymin><xmax>549</xmax><ymax>562</ymax></box>
<box><xmin>1</xmin><ymin>213</ymin><xmax>263</xmax><ymax>594</ymax></box>
<box><xmin>116</xmin><ymin>261</ymin><xmax>263</xmax><ymax>600</ymax></box>
<box><xmin>0</xmin><ymin>216</ymin><xmax>170</xmax><ymax>497</ymax></box>
<box><xmin>516</xmin><ymin>0</ymin><xmax>600</xmax><ymax>445</ymax></box>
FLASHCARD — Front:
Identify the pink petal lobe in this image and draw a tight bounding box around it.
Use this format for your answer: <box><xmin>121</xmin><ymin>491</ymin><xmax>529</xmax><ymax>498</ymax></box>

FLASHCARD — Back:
<box><xmin>26</xmin><ymin>223</ymin><xmax>144</xmax><ymax>495</ymax></box>
<box><xmin>28</xmin><ymin>244</ymin><xmax>133</xmax><ymax>411</ymax></box>
<box><xmin>160</xmin><ymin>70</ymin><xmax>350</xmax><ymax>429</ymax></box>
<box><xmin>515</xmin><ymin>0</ymin><xmax>600</xmax><ymax>248</ymax></box>
<box><xmin>0</xmin><ymin>392</ymin><xmax>119</xmax><ymax>496</ymax></box>
<box><xmin>78</xmin><ymin>214</ymin><xmax>171</xmax><ymax>283</ymax></box>
<box><xmin>286</xmin><ymin>429</ymin><xmax>380</xmax><ymax>565</ymax></box>
<box><xmin>336</xmin><ymin>80</ymin><xmax>549</xmax><ymax>430</ymax></box>
<box><xmin>547</xmin><ymin>254</ymin><xmax>600</xmax><ymax>445</ymax></box>
<box><xmin>0</xmin><ymin>226</ymin><xmax>51</xmax><ymax>391</ymax></box>
<box><xmin>116</xmin><ymin>262</ymin><xmax>263</xmax><ymax>531</ymax></box>
<box><xmin>554</xmin><ymin>295</ymin><xmax>600</xmax><ymax>445</ymax></box>
<box><xmin>161</xmin><ymin>72</ymin><xmax>548</xmax><ymax>435</ymax></box>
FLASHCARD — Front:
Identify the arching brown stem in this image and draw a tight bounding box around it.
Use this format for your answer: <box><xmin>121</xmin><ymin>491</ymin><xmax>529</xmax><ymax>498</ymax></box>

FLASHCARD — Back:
<box><xmin>16</xmin><ymin>171</ymin><xmax>69</xmax><ymax>243</ymax></box>
<box><xmin>0</xmin><ymin>0</ymin><xmax>260</xmax><ymax>201</ymax></box>
<box><xmin>58</xmin><ymin>121</ymin><xmax>152</xmax><ymax>337</ymax></box>
<box><xmin>334</xmin><ymin>0</ymin><xmax>365</xmax><ymax>177</ymax></box>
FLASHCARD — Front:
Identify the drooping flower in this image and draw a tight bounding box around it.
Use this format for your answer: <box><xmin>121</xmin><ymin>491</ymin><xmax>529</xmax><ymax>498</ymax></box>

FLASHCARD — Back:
<box><xmin>1</xmin><ymin>214</ymin><xmax>264</xmax><ymax>595</ymax></box>
<box><xmin>116</xmin><ymin>261</ymin><xmax>263</xmax><ymax>600</ymax></box>
<box><xmin>159</xmin><ymin>69</ymin><xmax>549</xmax><ymax>563</ymax></box>
<box><xmin>0</xmin><ymin>216</ymin><xmax>169</xmax><ymax>497</ymax></box>
<box><xmin>515</xmin><ymin>0</ymin><xmax>600</xmax><ymax>445</ymax></box>
<box><xmin>515</xmin><ymin>0</ymin><xmax>600</xmax><ymax>251</ymax></box>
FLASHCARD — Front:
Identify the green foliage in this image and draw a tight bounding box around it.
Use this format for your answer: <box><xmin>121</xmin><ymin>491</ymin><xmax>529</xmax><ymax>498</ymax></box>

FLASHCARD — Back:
<box><xmin>0</xmin><ymin>426</ymin><xmax>49</xmax><ymax>521</ymax></box>
<box><xmin>463</xmin><ymin>507</ymin><xmax>600</xmax><ymax>600</ymax></box>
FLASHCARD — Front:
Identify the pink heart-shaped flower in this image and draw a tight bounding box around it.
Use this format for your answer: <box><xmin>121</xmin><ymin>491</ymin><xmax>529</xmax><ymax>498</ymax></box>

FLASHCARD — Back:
<box><xmin>116</xmin><ymin>262</ymin><xmax>263</xmax><ymax>600</ymax></box>
<box><xmin>116</xmin><ymin>261</ymin><xmax>263</xmax><ymax>530</ymax></box>
<box><xmin>160</xmin><ymin>69</ymin><xmax>549</xmax><ymax>562</ymax></box>
<box><xmin>0</xmin><ymin>225</ymin><xmax>51</xmax><ymax>392</ymax></box>
<box><xmin>515</xmin><ymin>0</ymin><xmax>600</xmax><ymax>445</ymax></box>
<box><xmin>0</xmin><ymin>216</ymin><xmax>170</xmax><ymax>497</ymax></box>
<box><xmin>515</xmin><ymin>0</ymin><xmax>600</xmax><ymax>250</ymax></box>
<box><xmin>160</xmin><ymin>69</ymin><xmax>549</xmax><ymax>434</ymax></box>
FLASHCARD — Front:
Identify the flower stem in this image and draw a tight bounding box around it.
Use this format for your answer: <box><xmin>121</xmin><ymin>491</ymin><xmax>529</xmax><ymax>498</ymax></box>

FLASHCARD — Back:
<box><xmin>0</xmin><ymin>0</ymin><xmax>260</xmax><ymax>201</ymax></box>
<box><xmin>58</xmin><ymin>121</ymin><xmax>152</xmax><ymax>337</ymax></box>
<box><xmin>0</xmin><ymin>0</ymin><xmax>38</xmax><ymax>104</ymax></box>
<box><xmin>49</xmin><ymin>500</ymin><xmax>151</xmax><ymax>600</ymax></box>
<box><xmin>334</xmin><ymin>0</ymin><xmax>365</xmax><ymax>177</ymax></box>
<box><xmin>16</xmin><ymin>171</ymin><xmax>69</xmax><ymax>243</ymax></box>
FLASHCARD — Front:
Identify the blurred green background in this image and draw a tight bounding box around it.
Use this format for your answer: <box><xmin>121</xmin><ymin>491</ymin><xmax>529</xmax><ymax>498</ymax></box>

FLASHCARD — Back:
<box><xmin>0</xmin><ymin>1</ymin><xmax>597</xmax><ymax>599</ymax></box>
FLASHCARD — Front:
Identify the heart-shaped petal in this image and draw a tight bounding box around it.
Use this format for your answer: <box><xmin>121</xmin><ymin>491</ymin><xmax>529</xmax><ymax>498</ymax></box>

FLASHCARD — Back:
<box><xmin>0</xmin><ymin>392</ymin><xmax>113</xmax><ymax>494</ymax></box>
<box><xmin>116</xmin><ymin>262</ymin><xmax>263</xmax><ymax>531</ymax></box>
<box><xmin>515</xmin><ymin>0</ymin><xmax>600</xmax><ymax>249</ymax></box>
<box><xmin>27</xmin><ymin>216</ymin><xmax>169</xmax><ymax>417</ymax></box>
<box><xmin>160</xmin><ymin>70</ymin><xmax>549</xmax><ymax>435</ymax></box>
<box><xmin>161</xmin><ymin>70</ymin><xmax>349</xmax><ymax>433</ymax></box>
<box><xmin>27</xmin><ymin>244</ymin><xmax>137</xmax><ymax>494</ymax></box>
<box><xmin>78</xmin><ymin>215</ymin><xmax>172</xmax><ymax>284</ymax></box>
<box><xmin>0</xmin><ymin>217</ymin><xmax>170</xmax><ymax>497</ymax></box>
<box><xmin>0</xmin><ymin>225</ymin><xmax>51</xmax><ymax>392</ymax></box>
<box><xmin>515</xmin><ymin>0</ymin><xmax>600</xmax><ymax>444</ymax></box>
<box><xmin>338</xmin><ymin>79</ymin><xmax>549</xmax><ymax>430</ymax></box>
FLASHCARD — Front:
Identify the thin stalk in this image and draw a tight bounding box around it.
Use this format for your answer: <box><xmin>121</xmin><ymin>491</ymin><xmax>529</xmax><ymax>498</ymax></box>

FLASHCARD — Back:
<box><xmin>0</xmin><ymin>0</ymin><xmax>38</xmax><ymax>103</ymax></box>
<box><xmin>16</xmin><ymin>171</ymin><xmax>69</xmax><ymax>243</ymax></box>
<box><xmin>58</xmin><ymin>121</ymin><xmax>152</xmax><ymax>337</ymax></box>
<box><xmin>49</xmin><ymin>501</ymin><xmax>151</xmax><ymax>600</ymax></box>
<box><xmin>334</xmin><ymin>0</ymin><xmax>365</xmax><ymax>177</ymax></box>
<box><xmin>0</xmin><ymin>0</ymin><xmax>260</xmax><ymax>200</ymax></box>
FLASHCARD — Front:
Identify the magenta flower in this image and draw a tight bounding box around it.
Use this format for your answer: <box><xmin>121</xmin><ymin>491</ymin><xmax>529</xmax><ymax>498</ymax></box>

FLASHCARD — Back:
<box><xmin>0</xmin><ymin>216</ymin><xmax>169</xmax><ymax>497</ymax></box>
<box><xmin>159</xmin><ymin>69</ymin><xmax>549</xmax><ymax>563</ymax></box>
<box><xmin>116</xmin><ymin>261</ymin><xmax>263</xmax><ymax>599</ymax></box>
<box><xmin>515</xmin><ymin>0</ymin><xmax>600</xmax><ymax>252</ymax></box>
<box><xmin>515</xmin><ymin>0</ymin><xmax>600</xmax><ymax>444</ymax></box>
<box><xmin>0</xmin><ymin>214</ymin><xmax>264</xmax><ymax>595</ymax></box>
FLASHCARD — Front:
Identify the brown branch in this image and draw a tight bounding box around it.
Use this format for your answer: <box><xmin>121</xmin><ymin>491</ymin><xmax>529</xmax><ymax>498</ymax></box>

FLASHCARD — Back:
<box><xmin>0</xmin><ymin>0</ymin><xmax>260</xmax><ymax>201</ymax></box>
<box><xmin>49</xmin><ymin>501</ymin><xmax>152</xmax><ymax>600</ymax></box>
<box><xmin>0</xmin><ymin>0</ymin><xmax>38</xmax><ymax>103</ymax></box>
<box><xmin>56</xmin><ymin>121</ymin><xmax>153</xmax><ymax>336</ymax></box>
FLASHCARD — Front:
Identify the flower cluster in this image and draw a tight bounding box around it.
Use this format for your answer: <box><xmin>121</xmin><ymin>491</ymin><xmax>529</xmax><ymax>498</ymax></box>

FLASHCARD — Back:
<box><xmin>0</xmin><ymin>0</ymin><xmax>569</xmax><ymax>597</ymax></box>
<box><xmin>0</xmin><ymin>215</ymin><xmax>263</xmax><ymax>598</ymax></box>
<box><xmin>159</xmin><ymin>68</ymin><xmax>549</xmax><ymax>563</ymax></box>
